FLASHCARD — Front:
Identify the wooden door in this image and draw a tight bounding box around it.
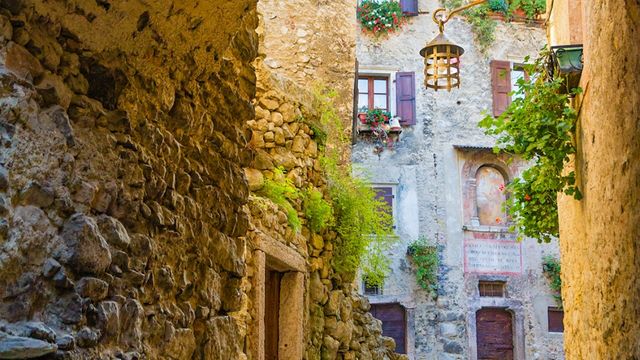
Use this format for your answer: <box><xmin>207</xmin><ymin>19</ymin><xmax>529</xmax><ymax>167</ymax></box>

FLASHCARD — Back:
<box><xmin>476</xmin><ymin>308</ymin><xmax>514</xmax><ymax>360</ymax></box>
<box><xmin>370</xmin><ymin>303</ymin><xmax>407</xmax><ymax>354</ymax></box>
<box><xmin>265</xmin><ymin>269</ymin><xmax>282</xmax><ymax>360</ymax></box>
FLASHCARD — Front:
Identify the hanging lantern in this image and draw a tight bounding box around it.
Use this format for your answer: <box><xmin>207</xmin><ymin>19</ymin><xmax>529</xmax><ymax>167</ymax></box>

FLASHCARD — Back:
<box><xmin>420</xmin><ymin>32</ymin><xmax>464</xmax><ymax>91</ymax></box>
<box><xmin>420</xmin><ymin>0</ymin><xmax>488</xmax><ymax>91</ymax></box>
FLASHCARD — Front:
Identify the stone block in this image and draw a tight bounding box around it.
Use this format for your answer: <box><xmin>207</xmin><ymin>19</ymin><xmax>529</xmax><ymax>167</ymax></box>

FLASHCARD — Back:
<box><xmin>0</xmin><ymin>333</ymin><xmax>57</xmax><ymax>359</ymax></box>
<box><xmin>57</xmin><ymin>213</ymin><xmax>112</xmax><ymax>274</ymax></box>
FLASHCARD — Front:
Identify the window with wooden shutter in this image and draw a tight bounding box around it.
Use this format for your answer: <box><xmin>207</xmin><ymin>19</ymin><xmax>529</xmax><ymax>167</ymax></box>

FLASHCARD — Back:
<box><xmin>370</xmin><ymin>303</ymin><xmax>407</xmax><ymax>354</ymax></box>
<box><xmin>548</xmin><ymin>307</ymin><xmax>564</xmax><ymax>333</ymax></box>
<box><xmin>400</xmin><ymin>0</ymin><xmax>418</xmax><ymax>16</ymax></box>
<box><xmin>491</xmin><ymin>60</ymin><xmax>512</xmax><ymax>116</ymax></box>
<box><xmin>395</xmin><ymin>72</ymin><xmax>416</xmax><ymax>125</ymax></box>
<box><xmin>373</xmin><ymin>187</ymin><xmax>394</xmax><ymax>218</ymax></box>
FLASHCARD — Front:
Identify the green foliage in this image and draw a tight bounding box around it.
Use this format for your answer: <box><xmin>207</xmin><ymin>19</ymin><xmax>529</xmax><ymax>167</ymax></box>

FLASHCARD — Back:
<box><xmin>542</xmin><ymin>255</ymin><xmax>562</xmax><ymax>307</ymax></box>
<box><xmin>509</xmin><ymin>0</ymin><xmax>546</xmax><ymax>19</ymax></box>
<box><xmin>488</xmin><ymin>0</ymin><xmax>509</xmax><ymax>14</ymax></box>
<box><xmin>258</xmin><ymin>167</ymin><xmax>302</xmax><ymax>232</ymax></box>
<box><xmin>303</xmin><ymin>187</ymin><xmax>334</xmax><ymax>233</ymax></box>
<box><xmin>313</xmin><ymin>86</ymin><xmax>397</xmax><ymax>286</ymax></box>
<box><xmin>465</xmin><ymin>6</ymin><xmax>497</xmax><ymax>52</ymax></box>
<box><xmin>357</xmin><ymin>0</ymin><xmax>406</xmax><ymax>37</ymax></box>
<box><xmin>407</xmin><ymin>238</ymin><xmax>440</xmax><ymax>298</ymax></box>
<box><xmin>478</xmin><ymin>48</ymin><xmax>583</xmax><ymax>243</ymax></box>
<box><xmin>363</xmin><ymin>108</ymin><xmax>392</xmax><ymax>126</ymax></box>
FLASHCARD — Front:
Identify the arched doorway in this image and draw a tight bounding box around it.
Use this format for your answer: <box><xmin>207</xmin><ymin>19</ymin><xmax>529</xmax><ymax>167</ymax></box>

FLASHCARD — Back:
<box><xmin>476</xmin><ymin>308</ymin><xmax>514</xmax><ymax>360</ymax></box>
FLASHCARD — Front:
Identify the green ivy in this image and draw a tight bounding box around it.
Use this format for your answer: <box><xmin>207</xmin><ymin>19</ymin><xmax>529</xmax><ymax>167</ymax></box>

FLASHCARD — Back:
<box><xmin>258</xmin><ymin>167</ymin><xmax>302</xmax><ymax>232</ymax></box>
<box><xmin>478</xmin><ymin>48</ymin><xmax>582</xmax><ymax>243</ymax></box>
<box><xmin>314</xmin><ymin>86</ymin><xmax>397</xmax><ymax>286</ymax></box>
<box><xmin>407</xmin><ymin>238</ymin><xmax>440</xmax><ymax>298</ymax></box>
<box><xmin>303</xmin><ymin>187</ymin><xmax>334</xmax><ymax>233</ymax></box>
<box><xmin>542</xmin><ymin>255</ymin><xmax>562</xmax><ymax>307</ymax></box>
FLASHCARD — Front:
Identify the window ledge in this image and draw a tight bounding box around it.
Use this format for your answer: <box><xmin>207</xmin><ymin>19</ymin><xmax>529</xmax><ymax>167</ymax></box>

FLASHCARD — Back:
<box><xmin>462</xmin><ymin>224</ymin><xmax>512</xmax><ymax>233</ymax></box>
<box><xmin>357</xmin><ymin>123</ymin><xmax>402</xmax><ymax>134</ymax></box>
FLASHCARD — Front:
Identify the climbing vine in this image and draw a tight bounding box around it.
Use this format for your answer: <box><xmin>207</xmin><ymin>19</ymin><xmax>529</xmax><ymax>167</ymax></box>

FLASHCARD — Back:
<box><xmin>314</xmin><ymin>86</ymin><xmax>397</xmax><ymax>286</ymax></box>
<box><xmin>407</xmin><ymin>237</ymin><xmax>440</xmax><ymax>298</ymax></box>
<box><xmin>303</xmin><ymin>187</ymin><xmax>334</xmax><ymax>233</ymax></box>
<box><xmin>542</xmin><ymin>255</ymin><xmax>562</xmax><ymax>307</ymax></box>
<box><xmin>258</xmin><ymin>167</ymin><xmax>302</xmax><ymax>232</ymax></box>
<box><xmin>478</xmin><ymin>48</ymin><xmax>582</xmax><ymax>243</ymax></box>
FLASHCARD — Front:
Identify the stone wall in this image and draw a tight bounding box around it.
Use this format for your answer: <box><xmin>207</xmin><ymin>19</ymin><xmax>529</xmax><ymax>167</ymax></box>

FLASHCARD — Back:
<box><xmin>257</xmin><ymin>0</ymin><xmax>357</xmax><ymax>132</ymax></box>
<box><xmin>0</xmin><ymin>0</ymin><xmax>259</xmax><ymax>358</ymax></box>
<box><xmin>245</xmin><ymin>66</ymin><xmax>406</xmax><ymax>360</ymax></box>
<box><xmin>0</xmin><ymin>0</ymin><xmax>409</xmax><ymax>359</ymax></box>
<box><xmin>553</xmin><ymin>0</ymin><xmax>640</xmax><ymax>358</ymax></box>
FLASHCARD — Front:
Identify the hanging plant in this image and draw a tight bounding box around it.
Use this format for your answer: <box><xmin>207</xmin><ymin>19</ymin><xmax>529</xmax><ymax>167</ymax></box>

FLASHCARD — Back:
<box><xmin>359</xmin><ymin>108</ymin><xmax>396</xmax><ymax>154</ymax></box>
<box><xmin>407</xmin><ymin>238</ymin><xmax>440</xmax><ymax>298</ymax></box>
<box><xmin>542</xmin><ymin>255</ymin><xmax>562</xmax><ymax>307</ymax></box>
<box><xmin>357</xmin><ymin>0</ymin><xmax>407</xmax><ymax>37</ymax></box>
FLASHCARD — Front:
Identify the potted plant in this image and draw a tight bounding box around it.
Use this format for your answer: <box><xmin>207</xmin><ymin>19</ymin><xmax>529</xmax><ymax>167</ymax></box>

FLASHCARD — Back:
<box><xmin>357</xmin><ymin>0</ymin><xmax>407</xmax><ymax>38</ymax></box>
<box><xmin>364</xmin><ymin>108</ymin><xmax>392</xmax><ymax>126</ymax></box>
<box><xmin>357</xmin><ymin>107</ymin><xmax>369</xmax><ymax>124</ymax></box>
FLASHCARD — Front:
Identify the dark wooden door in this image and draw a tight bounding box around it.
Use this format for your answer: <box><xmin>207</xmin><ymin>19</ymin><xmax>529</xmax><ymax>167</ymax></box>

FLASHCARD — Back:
<box><xmin>370</xmin><ymin>303</ymin><xmax>407</xmax><ymax>354</ymax></box>
<box><xmin>265</xmin><ymin>269</ymin><xmax>282</xmax><ymax>360</ymax></box>
<box><xmin>476</xmin><ymin>308</ymin><xmax>514</xmax><ymax>360</ymax></box>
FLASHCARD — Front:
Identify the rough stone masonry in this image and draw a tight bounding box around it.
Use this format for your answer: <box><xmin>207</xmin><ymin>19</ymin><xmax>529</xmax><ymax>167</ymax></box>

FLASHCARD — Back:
<box><xmin>0</xmin><ymin>0</ymin><xmax>402</xmax><ymax>359</ymax></box>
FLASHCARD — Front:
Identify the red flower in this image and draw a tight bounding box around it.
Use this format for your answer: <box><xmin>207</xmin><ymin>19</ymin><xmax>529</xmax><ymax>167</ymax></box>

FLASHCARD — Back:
<box><xmin>524</xmin><ymin>194</ymin><xmax>532</xmax><ymax>201</ymax></box>
<box><xmin>495</xmin><ymin>217</ymin><xmax>501</xmax><ymax>224</ymax></box>
<box><xmin>498</xmin><ymin>184</ymin><xmax>505</xmax><ymax>191</ymax></box>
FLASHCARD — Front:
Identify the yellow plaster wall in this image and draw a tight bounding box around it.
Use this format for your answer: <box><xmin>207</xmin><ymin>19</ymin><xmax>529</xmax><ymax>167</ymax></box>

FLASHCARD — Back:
<box><xmin>554</xmin><ymin>0</ymin><xmax>640</xmax><ymax>358</ymax></box>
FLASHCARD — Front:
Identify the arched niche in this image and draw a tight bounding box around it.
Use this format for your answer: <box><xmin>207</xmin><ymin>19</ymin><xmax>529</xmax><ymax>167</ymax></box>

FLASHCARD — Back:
<box><xmin>475</xmin><ymin>165</ymin><xmax>508</xmax><ymax>226</ymax></box>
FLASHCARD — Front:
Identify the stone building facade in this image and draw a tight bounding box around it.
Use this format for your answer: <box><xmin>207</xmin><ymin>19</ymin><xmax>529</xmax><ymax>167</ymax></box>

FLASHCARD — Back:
<box><xmin>550</xmin><ymin>0</ymin><xmax>640</xmax><ymax>359</ymax></box>
<box><xmin>0</xmin><ymin>0</ymin><xmax>405</xmax><ymax>359</ymax></box>
<box><xmin>352</xmin><ymin>0</ymin><xmax>564</xmax><ymax>359</ymax></box>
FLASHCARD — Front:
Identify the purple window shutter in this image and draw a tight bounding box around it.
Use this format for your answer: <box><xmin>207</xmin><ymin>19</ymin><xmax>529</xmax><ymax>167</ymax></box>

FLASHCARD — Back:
<box><xmin>374</xmin><ymin>187</ymin><xmax>394</xmax><ymax>217</ymax></box>
<box><xmin>396</xmin><ymin>72</ymin><xmax>416</xmax><ymax>125</ymax></box>
<box><xmin>400</xmin><ymin>0</ymin><xmax>418</xmax><ymax>16</ymax></box>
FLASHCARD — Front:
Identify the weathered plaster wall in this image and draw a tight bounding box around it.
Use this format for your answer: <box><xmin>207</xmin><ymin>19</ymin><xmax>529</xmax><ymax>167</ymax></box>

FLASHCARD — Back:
<box><xmin>353</xmin><ymin>0</ymin><xmax>562</xmax><ymax>359</ymax></box>
<box><xmin>554</xmin><ymin>0</ymin><xmax>640</xmax><ymax>358</ymax></box>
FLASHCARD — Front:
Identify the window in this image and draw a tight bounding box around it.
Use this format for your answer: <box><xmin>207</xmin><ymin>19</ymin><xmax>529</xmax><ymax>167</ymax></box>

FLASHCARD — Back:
<box><xmin>370</xmin><ymin>303</ymin><xmax>407</xmax><ymax>354</ymax></box>
<box><xmin>491</xmin><ymin>61</ymin><xmax>531</xmax><ymax>116</ymax></box>
<box><xmin>548</xmin><ymin>307</ymin><xmax>564</xmax><ymax>333</ymax></box>
<box><xmin>363</xmin><ymin>278</ymin><xmax>382</xmax><ymax>295</ymax></box>
<box><xmin>355</xmin><ymin>71</ymin><xmax>416</xmax><ymax>125</ymax></box>
<box><xmin>478</xmin><ymin>281</ymin><xmax>506</xmax><ymax>297</ymax></box>
<box><xmin>358</xmin><ymin>76</ymin><xmax>389</xmax><ymax>111</ymax></box>
<box><xmin>400</xmin><ymin>0</ymin><xmax>418</xmax><ymax>16</ymax></box>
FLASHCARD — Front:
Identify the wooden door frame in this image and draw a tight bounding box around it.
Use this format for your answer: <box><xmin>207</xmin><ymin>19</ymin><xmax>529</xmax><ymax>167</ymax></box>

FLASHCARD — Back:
<box><xmin>251</xmin><ymin>236</ymin><xmax>306</xmax><ymax>360</ymax></box>
<box><xmin>467</xmin><ymin>300</ymin><xmax>525</xmax><ymax>360</ymax></box>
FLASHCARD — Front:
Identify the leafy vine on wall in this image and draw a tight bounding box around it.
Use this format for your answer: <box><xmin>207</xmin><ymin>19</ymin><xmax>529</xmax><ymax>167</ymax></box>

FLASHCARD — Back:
<box><xmin>479</xmin><ymin>48</ymin><xmax>582</xmax><ymax>243</ymax></box>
